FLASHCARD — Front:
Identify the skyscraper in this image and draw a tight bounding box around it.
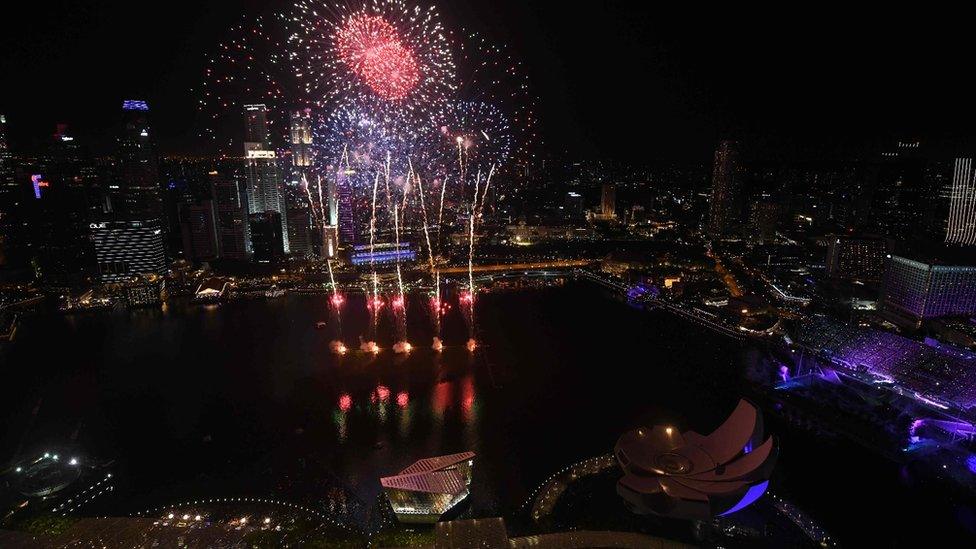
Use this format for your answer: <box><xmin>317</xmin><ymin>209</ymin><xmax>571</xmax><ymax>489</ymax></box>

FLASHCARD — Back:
<box><xmin>116</xmin><ymin>100</ymin><xmax>163</xmax><ymax>220</ymax></box>
<box><xmin>249</xmin><ymin>211</ymin><xmax>285</xmax><ymax>262</ymax></box>
<box><xmin>179</xmin><ymin>200</ymin><xmax>220</xmax><ymax>263</ymax></box>
<box><xmin>289</xmin><ymin>108</ymin><xmax>313</xmax><ymax>176</ymax></box>
<box><xmin>244</xmin><ymin>104</ymin><xmax>289</xmax><ymax>253</ymax></box>
<box><xmin>601</xmin><ymin>183</ymin><xmax>616</xmax><ymax>219</ymax></box>
<box><xmin>869</xmin><ymin>140</ymin><xmax>929</xmax><ymax>240</ymax></box>
<box><xmin>826</xmin><ymin>236</ymin><xmax>887</xmax><ymax>283</ymax></box>
<box><xmin>0</xmin><ymin>114</ymin><xmax>10</xmax><ymax>190</ymax></box>
<box><xmin>211</xmin><ymin>169</ymin><xmax>250</xmax><ymax>261</ymax></box>
<box><xmin>286</xmin><ymin>205</ymin><xmax>313</xmax><ymax>257</ymax></box>
<box><xmin>335</xmin><ymin>168</ymin><xmax>356</xmax><ymax>246</ymax></box>
<box><xmin>90</xmin><ymin>219</ymin><xmax>166</xmax><ymax>282</ymax></box>
<box><xmin>946</xmin><ymin>158</ymin><xmax>976</xmax><ymax>246</ymax></box>
<box><xmin>707</xmin><ymin>140</ymin><xmax>743</xmax><ymax>237</ymax></box>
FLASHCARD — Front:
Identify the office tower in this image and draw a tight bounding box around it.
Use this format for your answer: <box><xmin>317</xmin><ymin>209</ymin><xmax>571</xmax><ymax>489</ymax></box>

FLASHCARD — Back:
<box><xmin>335</xmin><ymin>168</ymin><xmax>356</xmax><ymax>246</ymax></box>
<box><xmin>179</xmin><ymin>200</ymin><xmax>220</xmax><ymax>263</ymax></box>
<box><xmin>243</xmin><ymin>104</ymin><xmax>289</xmax><ymax>253</ymax></box>
<box><xmin>826</xmin><ymin>236</ymin><xmax>887</xmax><ymax>283</ymax></box>
<box><xmin>116</xmin><ymin>100</ymin><xmax>163</xmax><ymax>220</ymax></box>
<box><xmin>748</xmin><ymin>200</ymin><xmax>779</xmax><ymax>243</ymax></box>
<box><xmin>90</xmin><ymin>218</ymin><xmax>166</xmax><ymax>282</ymax></box>
<box><xmin>707</xmin><ymin>140</ymin><xmax>743</xmax><ymax>236</ymax></box>
<box><xmin>601</xmin><ymin>183</ymin><xmax>616</xmax><ymax>219</ymax></box>
<box><xmin>289</xmin><ymin>108</ymin><xmax>313</xmax><ymax>178</ymax></box>
<box><xmin>564</xmin><ymin>191</ymin><xmax>584</xmax><ymax>217</ymax></box>
<box><xmin>249</xmin><ymin>211</ymin><xmax>285</xmax><ymax>262</ymax></box>
<box><xmin>869</xmin><ymin>140</ymin><xmax>928</xmax><ymax>240</ymax></box>
<box><xmin>286</xmin><ymin>205</ymin><xmax>313</xmax><ymax>257</ymax></box>
<box><xmin>321</xmin><ymin>225</ymin><xmax>338</xmax><ymax>258</ymax></box>
<box><xmin>0</xmin><ymin>114</ymin><xmax>10</xmax><ymax>191</ymax></box>
<box><xmin>883</xmin><ymin>252</ymin><xmax>976</xmax><ymax>327</ymax></box>
<box><xmin>946</xmin><ymin>158</ymin><xmax>976</xmax><ymax>245</ymax></box>
<box><xmin>211</xmin><ymin>169</ymin><xmax>250</xmax><ymax>260</ymax></box>
<box><xmin>28</xmin><ymin>125</ymin><xmax>97</xmax><ymax>284</ymax></box>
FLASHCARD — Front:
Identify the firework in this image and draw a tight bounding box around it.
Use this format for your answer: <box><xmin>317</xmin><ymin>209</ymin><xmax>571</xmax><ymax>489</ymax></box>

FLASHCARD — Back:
<box><xmin>293</xmin><ymin>0</ymin><xmax>455</xmax><ymax>121</ymax></box>
<box><xmin>197</xmin><ymin>14</ymin><xmax>312</xmax><ymax>153</ymax></box>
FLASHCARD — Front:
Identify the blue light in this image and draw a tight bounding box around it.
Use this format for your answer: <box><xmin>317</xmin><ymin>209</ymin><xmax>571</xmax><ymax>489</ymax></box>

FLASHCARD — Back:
<box><xmin>717</xmin><ymin>480</ymin><xmax>768</xmax><ymax>516</ymax></box>
<box><xmin>123</xmin><ymin>100</ymin><xmax>149</xmax><ymax>111</ymax></box>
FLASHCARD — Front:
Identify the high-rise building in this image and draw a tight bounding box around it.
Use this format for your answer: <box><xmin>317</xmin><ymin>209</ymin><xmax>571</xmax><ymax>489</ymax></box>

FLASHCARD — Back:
<box><xmin>116</xmin><ymin>100</ymin><xmax>163</xmax><ymax>220</ymax></box>
<box><xmin>946</xmin><ymin>157</ymin><xmax>976</xmax><ymax>246</ymax></box>
<box><xmin>601</xmin><ymin>183</ymin><xmax>616</xmax><ymax>219</ymax></box>
<box><xmin>286</xmin><ymin>205</ymin><xmax>313</xmax><ymax>257</ymax></box>
<box><xmin>179</xmin><ymin>200</ymin><xmax>220</xmax><ymax>263</ymax></box>
<box><xmin>243</xmin><ymin>104</ymin><xmax>289</xmax><ymax>253</ymax></box>
<box><xmin>564</xmin><ymin>191</ymin><xmax>584</xmax><ymax>217</ymax></box>
<box><xmin>748</xmin><ymin>199</ymin><xmax>779</xmax><ymax>243</ymax></box>
<box><xmin>0</xmin><ymin>114</ymin><xmax>11</xmax><ymax>190</ymax></box>
<box><xmin>883</xmin><ymin>252</ymin><xmax>976</xmax><ymax>327</ymax></box>
<box><xmin>249</xmin><ymin>211</ymin><xmax>285</xmax><ymax>262</ymax></box>
<box><xmin>707</xmin><ymin>140</ymin><xmax>743</xmax><ymax>237</ymax></box>
<box><xmin>90</xmin><ymin>218</ymin><xmax>166</xmax><ymax>282</ymax></box>
<box><xmin>335</xmin><ymin>168</ymin><xmax>356</xmax><ymax>246</ymax></box>
<box><xmin>869</xmin><ymin>140</ymin><xmax>930</xmax><ymax>240</ymax></box>
<box><xmin>826</xmin><ymin>236</ymin><xmax>887</xmax><ymax>283</ymax></box>
<box><xmin>211</xmin><ymin>169</ymin><xmax>250</xmax><ymax>261</ymax></box>
<box><xmin>289</xmin><ymin>108</ymin><xmax>313</xmax><ymax>175</ymax></box>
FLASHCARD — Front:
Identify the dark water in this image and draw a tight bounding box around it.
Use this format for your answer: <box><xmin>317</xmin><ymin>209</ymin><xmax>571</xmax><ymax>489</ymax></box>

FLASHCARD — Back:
<box><xmin>2</xmin><ymin>282</ymin><xmax>975</xmax><ymax>544</ymax></box>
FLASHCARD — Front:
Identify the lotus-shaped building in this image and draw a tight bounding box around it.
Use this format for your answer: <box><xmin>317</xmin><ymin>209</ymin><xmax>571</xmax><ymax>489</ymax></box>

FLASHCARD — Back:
<box><xmin>614</xmin><ymin>399</ymin><xmax>777</xmax><ymax>519</ymax></box>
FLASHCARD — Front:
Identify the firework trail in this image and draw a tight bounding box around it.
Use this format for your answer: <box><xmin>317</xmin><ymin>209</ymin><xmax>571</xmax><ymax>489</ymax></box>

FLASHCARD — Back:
<box><xmin>412</xmin><ymin>167</ymin><xmax>445</xmax><ymax>349</ymax></box>
<box><xmin>390</xmin><ymin>164</ymin><xmax>410</xmax><ymax>354</ymax></box>
<box><xmin>326</xmin><ymin>259</ymin><xmax>346</xmax><ymax>354</ymax></box>
<box><xmin>363</xmin><ymin>169</ymin><xmax>382</xmax><ymax>352</ymax></box>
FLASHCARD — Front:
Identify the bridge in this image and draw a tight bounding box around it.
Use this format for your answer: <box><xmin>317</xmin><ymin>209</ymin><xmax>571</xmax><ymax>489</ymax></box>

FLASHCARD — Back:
<box><xmin>435</xmin><ymin>259</ymin><xmax>592</xmax><ymax>275</ymax></box>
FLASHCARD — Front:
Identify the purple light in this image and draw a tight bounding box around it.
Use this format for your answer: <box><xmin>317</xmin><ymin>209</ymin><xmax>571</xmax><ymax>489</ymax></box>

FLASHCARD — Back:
<box><xmin>966</xmin><ymin>455</ymin><xmax>976</xmax><ymax>474</ymax></box>
<box><xmin>718</xmin><ymin>480</ymin><xmax>768</xmax><ymax>516</ymax></box>
<box><xmin>778</xmin><ymin>364</ymin><xmax>790</xmax><ymax>383</ymax></box>
<box><xmin>123</xmin><ymin>99</ymin><xmax>149</xmax><ymax>111</ymax></box>
<box><xmin>31</xmin><ymin>174</ymin><xmax>46</xmax><ymax>199</ymax></box>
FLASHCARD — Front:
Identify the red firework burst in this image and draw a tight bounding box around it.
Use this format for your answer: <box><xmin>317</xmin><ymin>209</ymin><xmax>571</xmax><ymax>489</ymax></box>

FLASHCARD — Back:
<box><xmin>335</xmin><ymin>14</ymin><xmax>420</xmax><ymax>101</ymax></box>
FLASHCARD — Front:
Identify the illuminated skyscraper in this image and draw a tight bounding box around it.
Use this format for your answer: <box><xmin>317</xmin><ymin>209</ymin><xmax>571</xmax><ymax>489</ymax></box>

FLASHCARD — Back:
<box><xmin>946</xmin><ymin>158</ymin><xmax>976</xmax><ymax>246</ymax></box>
<box><xmin>601</xmin><ymin>183</ymin><xmax>616</xmax><ymax>219</ymax></box>
<box><xmin>211</xmin><ymin>169</ymin><xmax>250</xmax><ymax>260</ymax></box>
<box><xmin>707</xmin><ymin>140</ymin><xmax>743</xmax><ymax>237</ymax></box>
<box><xmin>335</xmin><ymin>168</ymin><xmax>356</xmax><ymax>246</ymax></box>
<box><xmin>243</xmin><ymin>104</ymin><xmax>289</xmax><ymax>252</ymax></box>
<box><xmin>90</xmin><ymin>219</ymin><xmax>166</xmax><ymax>282</ymax></box>
<box><xmin>117</xmin><ymin>100</ymin><xmax>163</xmax><ymax>220</ymax></box>
<box><xmin>0</xmin><ymin>114</ymin><xmax>10</xmax><ymax>188</ymax></box>
<box><xmin>289</xmin><ymin>109</ymin><xmax>313</xmax><ymax>174</ymax></box>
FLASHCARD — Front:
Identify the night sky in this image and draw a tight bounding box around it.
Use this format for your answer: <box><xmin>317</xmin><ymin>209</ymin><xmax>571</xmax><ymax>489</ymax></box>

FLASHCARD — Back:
<box><xmin>3</xmin><ymin>2</ymin><xmax>975</xmax><ymax>161</ymax></box>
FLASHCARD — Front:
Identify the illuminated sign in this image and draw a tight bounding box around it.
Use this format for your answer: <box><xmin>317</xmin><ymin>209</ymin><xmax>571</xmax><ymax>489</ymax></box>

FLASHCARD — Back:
<box><xmin>31</xmin><ymin>174</ymin><xmax>49</xmax><ymax>199</ymax></box>
<box><xmin>122</xmin><ymin>100</ymin><xmax>149</xmax><ymax>111</ymax></box>
<box><xmin>246</xmin><ymin>150</ymin><xmax>276</xmax><ymax>159</ymax></box>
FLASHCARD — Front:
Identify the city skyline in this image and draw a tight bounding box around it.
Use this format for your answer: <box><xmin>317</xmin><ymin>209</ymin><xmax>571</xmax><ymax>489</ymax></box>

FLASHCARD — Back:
<box><xmin>6</xmin><ymin>2</ymin><xmax>976</xmax><ymax>161</ymax></box>
<box><xmin>2</xmin><ymin>2</ymin><xmax>976</xmax><ymax>547</ymax></box>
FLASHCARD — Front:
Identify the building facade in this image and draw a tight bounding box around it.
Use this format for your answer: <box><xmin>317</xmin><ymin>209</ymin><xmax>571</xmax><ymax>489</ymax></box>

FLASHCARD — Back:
<box><xmin>90</xmin><ymin>219</ymin><xmax>166</xmax><ymax>282</ymax></box>
<box><xmin>883</xmin><ymin>254</ymin><xmax>976</xmax><ymax>326</ymax></box>
<box><xmin>707</xmin><ymin>140</ymin><xmax>742</xmax><ymax>237</ymax></box>
<box><xmin>946</xmin><ymin>157</ymin><xmax>976</xmax><ymax>246</ymax></box>
<box><xmin>826</xmin><ymin>236</ymin><xmax>887</xmax><ymax>283</ymax></box>
<box><xmin>243</xmin><ymin>104</ymin><xmax>289</xmax><ymax>252</ymax></box>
